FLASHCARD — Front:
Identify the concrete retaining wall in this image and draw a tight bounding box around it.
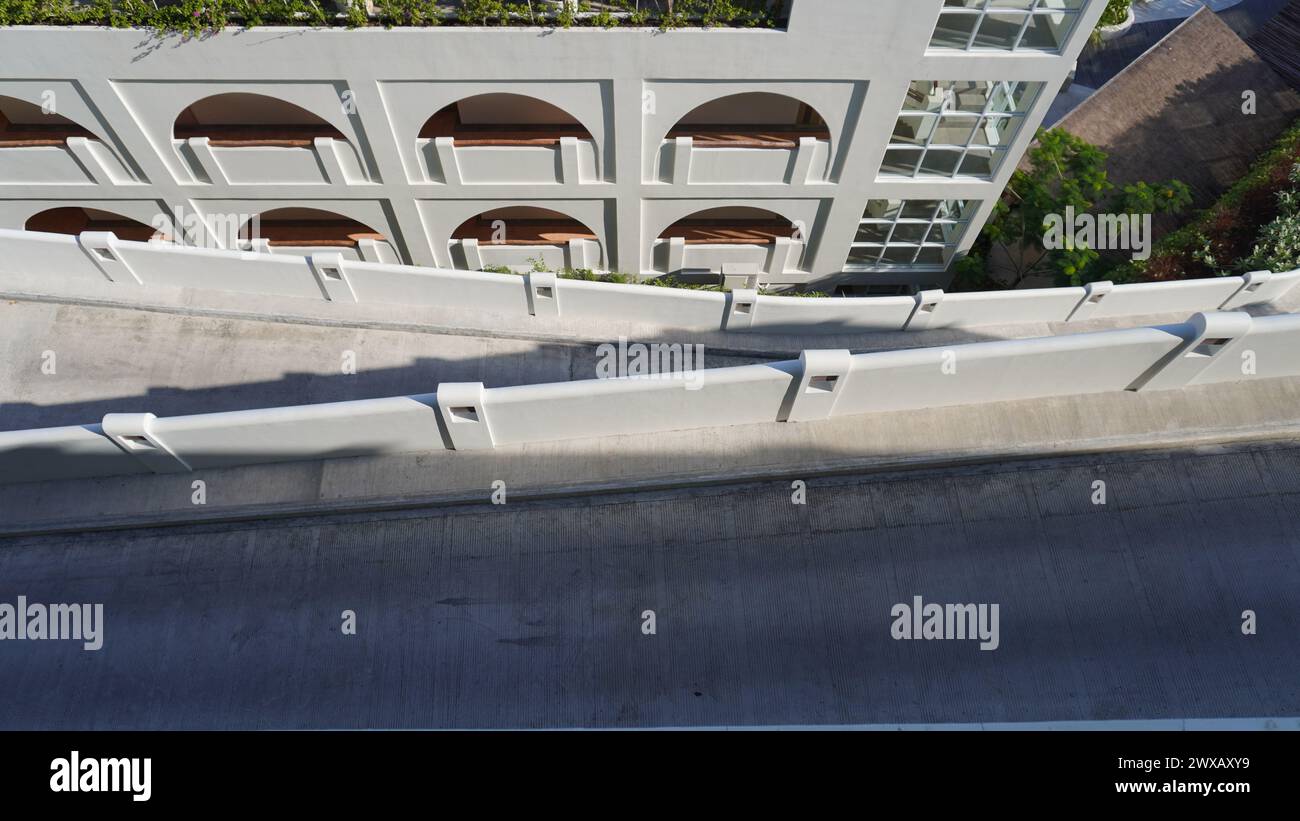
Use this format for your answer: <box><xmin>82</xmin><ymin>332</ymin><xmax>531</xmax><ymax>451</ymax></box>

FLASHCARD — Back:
<box><xmin>150</xmin><ymin>395</ymin><xmax>444</xmax><ymax>471</ymax></box>
<box><xmin>835</xmin><ymin>327</ymin><xmax>1187</xmax><ymax>415</ymax></box>
<box><xmin>485</xmin><ymin>362</ymin><xmax>799</xmax><ymax>447</ymax></box>
<box><xmin>2</xmin><ymin>228</ymin><xmax>1297</xmax><ymax>334</ymax></box>
<box><xmin>1192</xmin><ymin>312</ymin><xmax>1300</xmax><ymax>385</ymax></box>
<box><xmin>2</xmin><ymin>310</ymin><xmax>1298</xmax><ymax>486</ymax></box>
<box><xmin>0</xmin><ymin>424</ymin><xmax>151</xmax><ymax>483</ymax></box>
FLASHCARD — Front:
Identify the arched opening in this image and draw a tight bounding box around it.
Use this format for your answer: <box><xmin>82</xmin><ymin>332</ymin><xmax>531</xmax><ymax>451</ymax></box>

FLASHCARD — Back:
<box><xmin>0</xmin><ymin>96</ymin><xmax>95</xmax><ymax>146</ymax></box>
<box><xmin>174</xmin><ymin>93</ymin><xmax>344</xmax><ymax>147</ymax></box>
<box><xmin>420</xmin><ymin>94</ymin><xmax>593</xmax><ymax>146</ymax></box>
<box><xmin>25</xmin><ymin>207</ymin><xmax>160</xmax><ymax>241</ymax></box>
<box><xmin>659</xmin><ymin>207</ymin><xmax>797</xmax><ymax>246</ymax></box>
<box><xmin>667</xmin><ymin>93</ymin><xmax>829</xmax><ymax>148</ymax></box>
<box><xmin>451</xmin><ymin>206</ymin><xmax>597</xmax><ymax>245</ymax></box>
<box><xmin>239</xmin><ymin>207</ymin><xmax>387</xmax><ymax>249</ymax></box>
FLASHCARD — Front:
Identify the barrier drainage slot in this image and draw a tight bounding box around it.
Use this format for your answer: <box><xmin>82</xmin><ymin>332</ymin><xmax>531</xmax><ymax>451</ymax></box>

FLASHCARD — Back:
<box><xmin>1192</xmin><ymin>338</ymin><xmax>1232</xmax><ymax>357</ymax></box>
<box><xmin>921</xmin><ymin>302</ymin><xmax>938</xmax><ymax>313</ymax></box>
<box><xmin>121</xmin><ymin>434</ymin><xmax>155</xmax><ymax>449</ymax></box>
<box><xmin>450</xmin><ymin>406</ymin><xmax>480</xmax><ymax>423</ymax></box>
<box><xmin>736</xmin><ymin>302</ymin><xmax>754</xmax><ymax>315</ymax></box>
<box><xmin>1088</xmin><ymin>293</ymin><xmax>1105</xmax><ymax>303</ymax></box>
<box><xmin>93</xmin><ymin>247</ymin><xmax>116</xmax><ymax>261</ymax></box>
<box><xmin>536</xmin><ymin>286</ymin><xmax>554</xmax><ymax>299</ymax></box>
<box><xmin>321</xmin><ymin>267</ymin><xmax>342</xmax><ymax>281</ymax></box>
<box><xmin>807</xmin><ymin>375</ymin><xmax>839</xmax><ymax>393</ymax></box>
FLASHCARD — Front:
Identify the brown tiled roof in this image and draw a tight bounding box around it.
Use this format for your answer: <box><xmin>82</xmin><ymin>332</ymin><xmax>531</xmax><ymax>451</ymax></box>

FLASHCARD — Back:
<box><xmin>1050</xmin><ymin>7</ymin><xmax>1300</xmax><ymax>215</ymax></box>
<box><xmin>1247</xmin><ymin>0</ymin><xmax>1300</xmax><ymax>89</ymax></box>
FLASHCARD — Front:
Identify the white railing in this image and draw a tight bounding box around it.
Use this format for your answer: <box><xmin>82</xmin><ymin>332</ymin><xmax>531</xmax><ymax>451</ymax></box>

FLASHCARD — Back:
<box><xmin>419</xmin><ymin>136</ymin><xmax>599</xmax><ymax>185</ymax></box>
<box><xmin>0</xmin><ymin>137</ymin><xmax>136</xmax><ymax>185</ymax></box>
<box><xmin>656</xmin><ymin>136</ymin><xmax>831</xmax><ymax>185</ymax></box>
<box><xmin>173</xmin><ymin>136</ymin><xmax>367</xmax><ymax>185</ymax></box>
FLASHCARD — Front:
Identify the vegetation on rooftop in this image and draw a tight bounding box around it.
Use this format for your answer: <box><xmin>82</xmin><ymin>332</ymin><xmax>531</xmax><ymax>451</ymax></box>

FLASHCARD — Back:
<box><xmin>0</xmin><ymin>0</ymin><xmax>789</xmax><ymax>34</ymax></box>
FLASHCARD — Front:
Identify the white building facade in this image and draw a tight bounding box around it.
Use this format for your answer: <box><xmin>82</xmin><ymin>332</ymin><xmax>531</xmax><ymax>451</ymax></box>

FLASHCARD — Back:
<box><xmin>0</xmin><ymin>0</ymin><xmax>1105</xmax><ymax>291</ymax></box>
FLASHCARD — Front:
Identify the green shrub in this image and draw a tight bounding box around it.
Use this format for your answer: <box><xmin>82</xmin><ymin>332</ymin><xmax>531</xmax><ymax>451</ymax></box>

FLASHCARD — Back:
<box><xmin>1098</xmin><ymin>0</ymin><xmax>1130</xmax><ymax>28</ymax></box>
<box><xmin>1241</xmin><ymin>164</ymin><xmax>1300</xmax><ymax>273</ymax></box>
<box><xmin>374</xmin><ymin>0</ymin><xmax>442</xmax><ymax>27</ymax></box>
<box><xmin>0</xmin><ymin>0</ymin><xmax>786</xmax><ymax>32</ymax></box>
<box><xmin>1114</xmin><ymin>118</ymin><xmax>1300</xmax><ymax>280</ymax></box>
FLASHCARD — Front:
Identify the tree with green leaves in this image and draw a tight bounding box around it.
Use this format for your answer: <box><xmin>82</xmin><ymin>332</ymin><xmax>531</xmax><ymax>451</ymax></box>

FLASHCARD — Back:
<box><xmin>954</xmin><ymin>128</ymin><xmax>1191</xmax><ymax>289</ymax></box>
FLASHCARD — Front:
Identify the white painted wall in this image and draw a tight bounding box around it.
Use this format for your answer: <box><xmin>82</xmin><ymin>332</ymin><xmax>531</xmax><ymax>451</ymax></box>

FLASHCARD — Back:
<box><xmin>0</xmin><ymin>0</ymin><xmax>1107</xmax><ymax>285</ymax></box>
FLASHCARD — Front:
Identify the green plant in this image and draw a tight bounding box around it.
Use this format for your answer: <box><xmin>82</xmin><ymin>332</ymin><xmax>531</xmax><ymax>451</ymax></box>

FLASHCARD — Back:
<box><xmin>949</xmin><ymin>252</ymin><xmax>1001</xmax><ymax>293</ymax></box>
<box><xmin>553</xmin><ymin>0</ymin><xmax>582</xmax><ymax>27</ymax></box>
<box><xmin>761</xmin><ymin>288</ymin><xmax>829</xmax><ymax>297</ymax></box>
<box><xmin>374</xmin><ymin>0</ymin><xmax>442</xmax><ymax>27</ymax></box>
<box><xmin>589</xmin><ymin>7</ymin><xmax>618</xmax><ymax>28</ymax></box>
<box><xmin>459</xmin><ymin>0</ymin><xmax>506</xmax><ymax>25</ymax></box>
<box><xmin>0</xmin><ymin>0</ymin><xmax>787</xmax><ymax>31</ymax></box>
<box><xmin>1241</xmin><ymin>163</ymin><xmax>1300</xmax><ymax>273</ymax></box>
<box><xmin>1097</xmin><ymin>0</ymin><xmax>1130</xmax><ymax>28</ymax></box>
<box><xmin>341</xmin><ymin>0</ymin><xmax>368</xmax><ymax>26</ymax></box>
<box><xmin>1115</xmin><ymin>117</ymin><xmax>1300</xmax><ymax>280</ymax></box>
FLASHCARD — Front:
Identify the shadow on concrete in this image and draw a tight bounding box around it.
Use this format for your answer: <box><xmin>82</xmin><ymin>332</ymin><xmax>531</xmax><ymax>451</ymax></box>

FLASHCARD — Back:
<box><xmin>0</xmin><ymin>322</ymin><xmax>1010</xmax><ymax>434</ymax></box>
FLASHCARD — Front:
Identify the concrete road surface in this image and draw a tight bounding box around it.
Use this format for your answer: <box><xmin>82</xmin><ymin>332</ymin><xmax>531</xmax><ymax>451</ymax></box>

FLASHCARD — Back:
<box><xmin>1</xmin><ymin>440</ymin><xmax>1297</xmax><ymax>729</ymax></box>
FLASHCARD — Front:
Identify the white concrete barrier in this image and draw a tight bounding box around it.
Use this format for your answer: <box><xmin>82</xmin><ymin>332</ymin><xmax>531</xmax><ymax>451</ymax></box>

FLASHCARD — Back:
<box><xmin>347</xmin><ymin>260</ymin><xmax>531</xmax><ymax>314</ymax></box>
<box><xmin>483</xmin><ymin>361</ymin><xmax>798</xmax><ymax>447</ymax></box>
<box><xmin>2</xmin><ymin>228</ymin><xmax>1298</xmax><ymax>335</ymax></box>
<box><xmin>0</xmin><ymin>229</ymin><xmax>105</xmax><ymax>281</ymax></box>
<box><xmin>918</xmin><ymin>287</ymin><xmax>1087</xmax><ymax>328</ymax></box>
<box><xmin>1131</xmin><ymin>312</ymin><xmax>1254</xmax><ymax>392</ymax></box>
<box><xmin>114</xmin><ymin>241</ymin><xmax>323</xmax><ymax>299</ymax></box>
<box><xmin>147</xmin><ymin>395</ymin><xmax>443</xmax><ymax>471</ymax></box>
<box><xmin>833</xmin><ymin>326</ymin><xmax>1190</xmax><ymax>415</ymax></box>
<box><xmin>558</xmin><ymin>278</ymin><xmax>726</xmax><ymax>329</ymax></box>
<box><xmin>0</xmin><ymin>424</ymin><xmax>146</xmax><ymax>483</ymax></box>
<box><xmin>1192</xmin><ymin>312</ymin><xmax>1300</xmax><ymax>385</ymax></box>
<box><xmin>3</xmin><ymin>311</ymin><xmax>1299</xmax><ymax>485</ymax></box>
<box><xmin>1081</xmin><ymin>277</ymin><xmax>1249</xmax><ymax>320</ymax></box>
<box><xmin>747</xmin><ymin>294</ymin><xmax>917</xmax><ymax>333</ymax></box>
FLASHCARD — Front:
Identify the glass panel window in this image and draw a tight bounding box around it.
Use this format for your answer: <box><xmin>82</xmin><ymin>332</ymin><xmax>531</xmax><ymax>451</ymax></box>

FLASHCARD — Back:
<box><xmin>880</xmin><ymin>80</ymin><xmax>1042</xmax><ymax>179</ymax></box>
<box><xmin>846</xmin><ymin>198</ymin><xmax>979</xmax><ymax>272</ymax></box>
<box><xmin>929</xmin><ymin>0</ymin><xmax>1087</xmax><ymax>52</ymax></box>
<box><xmin>846</xmin><ymin>246</ymin><xmax>885</xmax><ymax>266</ymax></box>
<box><xmin>881</xmin><ymin>148</ymin><xmax>923</xmax><ymax>175</ymax></box>
<box><xmin>854</xmin><ymin>223</ymin><xmax>893</xmax><ymax>243</ymax></box>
